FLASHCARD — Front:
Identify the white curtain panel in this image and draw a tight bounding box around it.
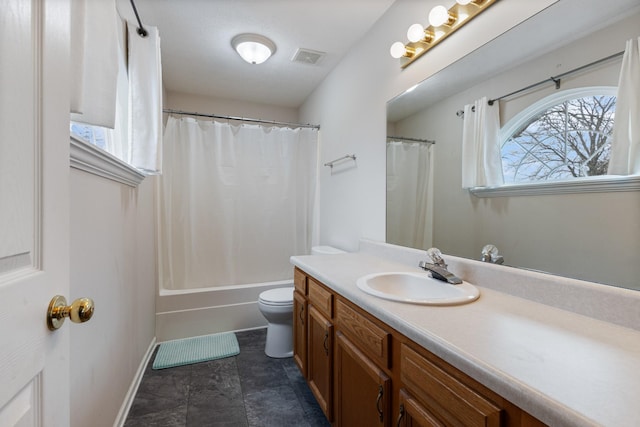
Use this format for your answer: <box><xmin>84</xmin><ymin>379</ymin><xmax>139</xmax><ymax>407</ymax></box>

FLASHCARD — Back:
<box><xmin>386</xmin><ymin>141</ymin><xmax>432</xmax><ymax>250</ymax></box>
<box><xmin>127</xmin><ymin>24</ymin><xmax>163</xmax><ymax>174</ymax></box>
<box><xmin>160</xmin><ymin>117</ymin><xmax>318</xmax><ymax>290</ymax></box>
<box><xmin>608</xmin><ymin>37</ymin><xmax>640</xmax><ymax>175</ymax></box>
<box><xmin>461</xmin><ymin>97</ymin><xmax>503</xmax><ymax>188</ymax></box>
<box><xmin>69</xmin><ymin>0</ymin><xmax>119</xmax><ymax>128</ymax></box>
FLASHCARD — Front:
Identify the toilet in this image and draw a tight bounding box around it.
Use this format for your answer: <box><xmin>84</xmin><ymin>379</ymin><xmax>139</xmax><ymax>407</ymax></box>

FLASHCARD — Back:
<box><xmin>258</xmin><ymin>245</ymin><xmax>346</xmax><ymax>358</ymax></box>
<box><xmin>258</xmin><ymin>287</ymin><xmax>295</xmax><ymax>358</ymax></box>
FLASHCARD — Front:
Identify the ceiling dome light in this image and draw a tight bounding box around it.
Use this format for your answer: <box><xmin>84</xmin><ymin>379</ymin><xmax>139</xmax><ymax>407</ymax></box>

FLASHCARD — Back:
<box><xmin>231</xmin><ymin>33</ymin><xmax>276</xmax><ymax>64</ymax></box>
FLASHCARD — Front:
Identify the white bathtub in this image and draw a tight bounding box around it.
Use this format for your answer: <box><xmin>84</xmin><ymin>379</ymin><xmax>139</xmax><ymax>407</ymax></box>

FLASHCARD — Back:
<box><xmin>156</xmin><ymin>280</ymin><xmax>294</xmax><ymax>342</ymax></box>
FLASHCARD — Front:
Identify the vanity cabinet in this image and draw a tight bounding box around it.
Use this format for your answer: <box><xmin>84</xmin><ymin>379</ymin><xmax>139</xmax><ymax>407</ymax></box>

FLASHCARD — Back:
<box><xmin>295</xmin><ymin>272</ymin><xmax>335</xmax><ymax>421</ymax></box>
<box><xmin>293</xmin><ymin>269</ymin><xmax>307</xmax><ymax>377</ymax></box>
<box><xmin>293</xmin><ymin>290</ymin><xmax>307</xmax><ymax>375</ymax></box>
<box><xmin>334</xmin><ymin>299</ymin><xmax>392</xmax><ymax>426</ymax></box>
<box><xmin>292</xmin><ymin>268</ymin><xmax>546</xmax><ymax>427</ymax></box>
<box><xmin>397</xmin><ymin>389</ymin><xmax>445</xmax><ymax>427</ymax></box>
<box><xmin>399</xmin><ymin>343</ymin><xmax>501</xmax><ymax>427</ymax></box>
<box><xmin>308</xmin><ymin>307</ymin><xmax>333</xmax><ymax>419</ymax></box>
<box><xmin>335</xmin><ymin>331</ymin><xmax>391</xmax><ymax>426</ymax></box>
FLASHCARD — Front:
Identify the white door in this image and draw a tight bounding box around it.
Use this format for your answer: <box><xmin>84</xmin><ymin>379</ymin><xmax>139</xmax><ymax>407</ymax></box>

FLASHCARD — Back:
<box><xmin>0</xmin><ymin>0</ymin><xmax>73</xmax><ymax>426</ymax></box>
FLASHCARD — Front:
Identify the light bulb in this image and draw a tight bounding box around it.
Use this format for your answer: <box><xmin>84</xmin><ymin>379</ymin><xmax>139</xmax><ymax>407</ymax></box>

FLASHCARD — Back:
<box><xmin>390</xmin><ymin>42</ymin><xmax>407</xmax><ymax>59</ymax></box>
<box><xmin>456</xmin><ymin>0</ymin><xmax>472</xmax><ymax>4</ymax></box>
<box><xmin>407</xmin><ymin>24</ymin><xmax>425</xmax><ymax>43</ymax></box>
<box><xmin>429</xmin><ymin>5</ymin><xmax>452</xmax><ymax>27</ymax></box>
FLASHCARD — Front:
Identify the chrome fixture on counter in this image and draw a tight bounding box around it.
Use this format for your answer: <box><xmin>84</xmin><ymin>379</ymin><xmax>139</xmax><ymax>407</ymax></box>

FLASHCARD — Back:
<box><xmin>481</xmin><ymin>244</ymin><xmax>504</xmax><ymax>264</ymax></box>
<box><xmin>418</xmin><ymin>248</ymin><xmax>463</xmax><ymax>284</ymax></box>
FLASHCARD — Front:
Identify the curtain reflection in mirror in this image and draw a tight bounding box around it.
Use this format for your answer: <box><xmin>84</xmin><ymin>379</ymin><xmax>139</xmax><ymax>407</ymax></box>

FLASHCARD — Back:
<box><xmin>386</xmin><ymin>140</ymin><xmax>433</xmax><ymax>249</ymax></box>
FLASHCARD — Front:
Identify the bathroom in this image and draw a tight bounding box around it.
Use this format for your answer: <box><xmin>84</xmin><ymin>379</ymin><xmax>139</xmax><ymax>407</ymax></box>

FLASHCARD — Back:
<box><xmin>1</xmin><ymin>0</ymin><xmax>639</xmax><ymax>426</ymax></box>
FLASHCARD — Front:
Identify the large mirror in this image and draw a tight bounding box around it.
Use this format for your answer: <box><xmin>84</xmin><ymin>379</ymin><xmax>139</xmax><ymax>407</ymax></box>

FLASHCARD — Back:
<box><xmin>386</xmin><ymin>0</ymin><xmax>640</xmax><ymax>291</ymax></box>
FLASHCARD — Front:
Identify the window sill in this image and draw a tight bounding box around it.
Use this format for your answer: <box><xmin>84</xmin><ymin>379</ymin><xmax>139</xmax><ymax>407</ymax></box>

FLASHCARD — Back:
<box><xmin>469</xmin><ymin>175</ymin><xmax>640</xmax><ymax>197</ymax></box>
<box><xmin>70</xmin><ymin>135</ymin><xmax>146</xmax><ymax>187</ymax></box>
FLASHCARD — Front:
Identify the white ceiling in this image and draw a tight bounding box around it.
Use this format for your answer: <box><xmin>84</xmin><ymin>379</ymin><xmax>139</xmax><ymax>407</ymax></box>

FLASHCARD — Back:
<box><xmin>119</xmin><ymin>0</ymin><xmax>395</xmax><ymax>108</ymax></box>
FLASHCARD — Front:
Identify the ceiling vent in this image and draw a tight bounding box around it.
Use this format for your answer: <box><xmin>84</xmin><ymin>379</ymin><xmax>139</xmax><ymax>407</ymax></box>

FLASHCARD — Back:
<box><xmin>291</xmin><ymin>48</ymin><xmax>326</xmax><ymax>65</ymax></box>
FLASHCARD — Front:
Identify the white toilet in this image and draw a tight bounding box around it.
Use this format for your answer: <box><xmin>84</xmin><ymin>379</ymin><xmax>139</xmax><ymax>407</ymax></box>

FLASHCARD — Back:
<box><xmin>258</xmin><ymin>246</ymin><xmax>346</xmax><ymax>358</ymax></box>
<box><xmin>258</xmin><ymin>287</ymin><xmax>295</xmax><ymax>358</ymax></box>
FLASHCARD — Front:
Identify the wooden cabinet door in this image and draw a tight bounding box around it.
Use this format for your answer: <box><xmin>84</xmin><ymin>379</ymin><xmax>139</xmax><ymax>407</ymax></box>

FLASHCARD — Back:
<box><xmin>335</xmin><ymin>332</ymin><xmax>391</xmax><ymax>427</ymax></box>
<box><xmin>397</xmin><ymin>389</ymin><xmax>445</xmax><ymax>427</ymax></box>
<box><xmin>308</xmin><ymin>305</ymin><xmax>333</xmax><ymax>421</ymax></box>
<box><xmin>293</xmin><ymin>290</ymin><xmax>307</xmax><ymax>377</ymax></box>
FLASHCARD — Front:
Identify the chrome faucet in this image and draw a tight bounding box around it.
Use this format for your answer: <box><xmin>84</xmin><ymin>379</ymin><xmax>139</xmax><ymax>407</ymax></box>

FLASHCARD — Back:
<box><xmin>418</xmin><ymin>248</ymin><xmax>463</xmax><ymax>285</ymax></box>
<box><xmin>481</xmin><ymin>244</ymin><xmax>504</xmax><ymax>264</ymax></box>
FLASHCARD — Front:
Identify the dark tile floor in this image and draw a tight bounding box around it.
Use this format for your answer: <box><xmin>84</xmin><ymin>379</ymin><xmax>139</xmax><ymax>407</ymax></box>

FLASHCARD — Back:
<box><xmin>124</xmin><ymin>329</ymin><xmax>330</xmax><ymax>427</ymax></box>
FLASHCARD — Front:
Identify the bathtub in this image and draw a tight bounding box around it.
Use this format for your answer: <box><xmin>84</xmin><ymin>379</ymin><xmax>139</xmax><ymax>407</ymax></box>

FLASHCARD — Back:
<box><xmin>156</xmin><ymin>279</ymin><xmax>294</xmax><ymax>342</ymax></box>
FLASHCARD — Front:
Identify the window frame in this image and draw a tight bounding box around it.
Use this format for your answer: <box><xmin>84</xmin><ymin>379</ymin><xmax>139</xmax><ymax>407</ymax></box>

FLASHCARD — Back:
<box><xmin>471</xmin><ymin>86</ymin><xmax>640</xmax><ymax>197</ymax></box>
<box><xmin>70</xmin><ymin>134</ymin><xmax>145</xmax><ymax>187</ymax></box>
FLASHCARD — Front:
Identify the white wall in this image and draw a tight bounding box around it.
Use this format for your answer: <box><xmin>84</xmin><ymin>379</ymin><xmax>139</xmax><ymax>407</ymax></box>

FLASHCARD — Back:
<box><xmin>299</xmin><ymin>0</ymin><xmax>557</xmax><ymax>252</ymax></box>
<box><xmin>165</xmin><ymin>90</ymin><xmax>299</xmax><ymax>123</ymax></box>
<box><xmin>392</xmin><ymin>12</ymin><xmax>640</xmax><ymax>289</ymax></box>
<box><xmin>70</xmin><ymin>171</ymin><xmax>157</xmax><ymax>427</ymax></box>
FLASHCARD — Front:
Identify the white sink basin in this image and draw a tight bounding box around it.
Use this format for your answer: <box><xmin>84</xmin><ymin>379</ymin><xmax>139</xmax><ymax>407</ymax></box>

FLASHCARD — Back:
<box><xmin>356</xmin><ymin>272</ymin><xmax>480</xmax><ymax>306</ymax></box>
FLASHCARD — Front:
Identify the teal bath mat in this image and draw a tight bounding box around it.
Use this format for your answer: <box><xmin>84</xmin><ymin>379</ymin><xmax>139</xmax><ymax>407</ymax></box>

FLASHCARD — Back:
<box><xmin>152</xmin><ymin>332</ymin><xmax>240</xmax><ymax>370</ymax></box>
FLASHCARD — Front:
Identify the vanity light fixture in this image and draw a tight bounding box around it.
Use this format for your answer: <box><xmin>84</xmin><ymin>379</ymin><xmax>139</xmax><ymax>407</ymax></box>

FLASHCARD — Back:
<box><xmin>390</xmin><ymin>0</ymin><xmax>497</xmax><ymax>68</ymax></box>
<box><xmin>231</xmin><ymin>33</ymin><xmax>276</xmax><ymax>65</ymax></box>
<box><xmin>428</xmin><ymin>5</ymin><xmax>456</xmax><ymax>27</ymax></box>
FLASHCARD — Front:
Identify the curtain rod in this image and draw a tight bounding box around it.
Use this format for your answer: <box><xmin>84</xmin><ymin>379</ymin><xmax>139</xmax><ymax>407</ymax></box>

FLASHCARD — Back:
<box><xmin>129</xmin><ymin>0</ymin><xmax>148</xmax><ymax>37</ymax></box>
<box><xmin>387</xmin><ymin>135</ymin><xmax>435</xmax><ymax>144</ymax></box>
<box><xmin>163</xmin><ymin>109</ymin><xmax>320</xmax><ymax>130</ymax></box>
<box><xmin>487</xmin><ymin>50</ymin><xmax>624</xmax><ymax>105</ymax></box>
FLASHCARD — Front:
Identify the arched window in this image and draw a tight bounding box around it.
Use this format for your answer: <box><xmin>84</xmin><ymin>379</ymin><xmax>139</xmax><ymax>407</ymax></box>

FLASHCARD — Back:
<box><xmin>500</xmin><ymin>87</ymin><xmax>617</xmax><ymax>183</ymax></box>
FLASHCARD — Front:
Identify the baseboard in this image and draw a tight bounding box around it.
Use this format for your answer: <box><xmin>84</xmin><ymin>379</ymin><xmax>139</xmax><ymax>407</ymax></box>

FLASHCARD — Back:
<box><xmin>113</xmin><ymin>336</ymin><xmax>157</xmax><ymax>427</ymax></box>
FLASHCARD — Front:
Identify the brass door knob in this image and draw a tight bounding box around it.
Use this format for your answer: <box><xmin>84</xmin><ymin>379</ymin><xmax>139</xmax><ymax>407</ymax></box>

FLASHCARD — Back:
<box><xmin>47</xmin><ymin>295</ymin><xmax>95</xmax><ymax>330</ymax></box>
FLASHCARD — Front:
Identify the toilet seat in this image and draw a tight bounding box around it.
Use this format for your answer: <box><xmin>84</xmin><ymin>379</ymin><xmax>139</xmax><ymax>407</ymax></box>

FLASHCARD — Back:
<box><xmin>259</xmin><ymin>287</ymin><xmax>293</xmax><ymax>306</ymax></box>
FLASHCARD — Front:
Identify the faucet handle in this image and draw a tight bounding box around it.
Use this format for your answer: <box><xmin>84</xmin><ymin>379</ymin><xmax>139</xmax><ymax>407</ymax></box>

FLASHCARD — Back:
<box><xmin>426</xmin><ymin>248</ymin><xmax>446</xmax><ymax>267</ymax></box>
<box><xmin>481</xmin><ymin>244</ymin><xmax>504</xmax><ymax>264</ymax></box>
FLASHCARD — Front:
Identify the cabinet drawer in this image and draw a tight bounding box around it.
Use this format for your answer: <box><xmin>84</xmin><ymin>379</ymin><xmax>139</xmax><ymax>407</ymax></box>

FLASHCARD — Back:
<box><xmin>294</xmin><ymin>268</ymin><xmax>307</xmax><ymax>295</ymax></box>
<box><xmin>336</xmin><ymin>300</ymin><xmax>390</xmax><ymax>369</ymax></box>
<box><xmin>308</xmin><ymin>278</ymin><xmax>333</xmax><ymax>319</ymax></box>
<box><xmin>400</xmin><ymin>344</ymin><xmax>502</xmax><ymax>427</ymax></box>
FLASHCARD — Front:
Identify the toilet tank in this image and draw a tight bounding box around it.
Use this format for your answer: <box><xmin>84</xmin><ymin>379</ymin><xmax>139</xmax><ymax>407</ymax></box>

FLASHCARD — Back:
<box><xmin>311</xmin><ymin>246</ymin><xmax>346</xmax><ymax>255</ymax></box>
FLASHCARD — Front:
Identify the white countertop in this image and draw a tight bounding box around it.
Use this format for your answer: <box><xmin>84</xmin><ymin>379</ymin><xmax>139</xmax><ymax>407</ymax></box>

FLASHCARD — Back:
<box><xmin>290</xmin><ymin>250</ymin><xmax>640</xmax><ymax>427</ymax></box>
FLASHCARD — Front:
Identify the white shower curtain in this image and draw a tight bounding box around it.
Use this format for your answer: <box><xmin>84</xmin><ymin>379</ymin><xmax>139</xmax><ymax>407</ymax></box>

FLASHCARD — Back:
<box><xmin>160</xmin><ymin>116</ymin><xmax>318</xmax><ymax>290</ymax></box>
<box><xmin>386</xmin><ymin>141</ymin><xmax>432</xmax><ymax>250</ymax></box>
